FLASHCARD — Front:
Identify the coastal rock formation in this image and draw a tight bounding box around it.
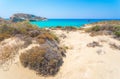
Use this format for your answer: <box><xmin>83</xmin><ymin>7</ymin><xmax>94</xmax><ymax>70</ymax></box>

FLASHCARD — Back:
<box><xmin>10</xmin><ymin>13</ymin><xmax>47</xmax><ymax>22</ymax></box>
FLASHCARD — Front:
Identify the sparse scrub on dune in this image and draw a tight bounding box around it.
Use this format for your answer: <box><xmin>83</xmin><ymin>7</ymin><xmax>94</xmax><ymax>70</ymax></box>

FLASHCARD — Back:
<box><xmin>0</xmin><ymin>21</ymin><xmax>39</xmax><ymax>33</ymax></box>
<box><xmin>37</xmin><ymin>38</ymin><xmax>46</xmax><ymax>44</ymax></box>
<box><xmin>20</xmin><ymin>46</ymin><xmax>63</xmax><ymax>76</ymax></box>
<box><xmin>0</xmin><ymin>33</ymin><xmax>11</xmax><ymax>41</ymax></box>
<box><xmin>85</xmin><ymin>21</ymin><xmax>120</xmax><ymax>38</ymax></box>
<box><xmin>0</xmin><ymin>19</ymin><xmax>65</xmax><ymax>76</ymax></box>
<box><xmin>114</xmin><ymin>31</ymin><xmax>120</xmax><ymax>37</ymax></box>
<box><xmin>0</xmin><ymin>38</ymin><xmax>24</xmax><ymax>65</ymax></box>
<box><xmin>20</xmin><ymin>47</ymin><xmax>46</xmax><ymax>68</ymax></box>
<box><xmin>37</xmin><ymin>32</ymin><xmax>59</xmax><ymax>42</ymax></box>
<box><xmin>90</xmin><ymin>26</ymin><xmax>101</xmax><ymax>31</ymax></box>
<box><xmin>0</xmin><ymin>21</ymin><xmax>35</xmax><ymax>41</ymax></box>
<box><xmin>113</xmin><ymin>26</ymin><xmax>120</xmax><ymax>37</ymax></box>
<box><xmin>63</xmin><ymin>26</ymin><xmax>78</xmax><ymax>31</ymax></box>
<box><xmin>0</xmin><ymin>21</ymin><xmax>59</xmax><ymax>41</ymax></box>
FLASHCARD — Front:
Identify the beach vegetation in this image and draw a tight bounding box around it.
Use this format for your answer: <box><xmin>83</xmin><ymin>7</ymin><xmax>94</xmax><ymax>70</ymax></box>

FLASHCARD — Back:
<box><xmin>20</xmin><ymin>47</ymin><xmax>46</xmax><ymax>68</ymax></box>
<box><xmin>0</xmin><ymin>38</ymin><xmax>23</xmax><ymax>65</ymax></box>
<box><xmin>0</xmin><ymin>21</ymin><xmax>59</xmax><ymax>42</ymax></box>
<box><xmin>0</xmin><ymin>19</ymin><xmax>65</xmax><ymax>76</ymax></box>
<box><xmin>114</xmin><ymin>31</ymin><xmax>120</xmax><ymax>37</ymax></box>
<box><xmin>0</xmin><ymin>33</ymin><xmax>11</xmax><ymax>41</ymax></box>
<box><xmin>20</xmin><ymin>46</ymin><xmax>63</xmax><ymax>76</ymax></box>
<box><xmin>63</xmin><ymin>26</ymin><xmax>78</xmax><ymax>31</ymax></box>
<box><xmin>38</xmin><ymin>38</ymin><xmax>46</xmax><ymax>44</ymax></box>
<box><xmin>85</xmin><ymin>21</ymin><xmax>120</xmax><ymax>38</ymax></box>
<box><xmin>91</xmin><ymin>26</ymin><xmax>101</xmax><ymax>31</ymax></box>
<box><xmin>37</xmin><ymin>32</ymin><xmax>59</xmax><ymax>42</ymax></box>
<box><xmin>62</xmin><ymin>45</ymin><xmax>69</xmax><ymax>50</ymax></box>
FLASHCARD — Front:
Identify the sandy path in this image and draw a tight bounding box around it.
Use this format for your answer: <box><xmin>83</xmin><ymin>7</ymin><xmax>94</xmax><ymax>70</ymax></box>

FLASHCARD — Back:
<box><xmin>0</xmin><ymin>30</ymin><xmax>120</xmax><ymax>79</ymax></box>
<box><xmin>53</xmin><ymin>30</ymin><xmax>120</xmax><ymax>79</ymax></box>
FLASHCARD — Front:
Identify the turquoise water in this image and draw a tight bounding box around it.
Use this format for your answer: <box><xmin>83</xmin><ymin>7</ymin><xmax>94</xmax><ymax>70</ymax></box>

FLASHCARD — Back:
<box><xmin>30</xmin><ymin>19</ymin><xmax>119</xmax><ymax>28</ymax></box>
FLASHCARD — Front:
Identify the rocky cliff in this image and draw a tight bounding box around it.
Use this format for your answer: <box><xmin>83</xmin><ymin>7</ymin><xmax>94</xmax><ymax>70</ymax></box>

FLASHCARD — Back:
<box><xmin>10</xmin><ymin>13</ymin><xmax>47</xmax><ymax>22</ymax></box>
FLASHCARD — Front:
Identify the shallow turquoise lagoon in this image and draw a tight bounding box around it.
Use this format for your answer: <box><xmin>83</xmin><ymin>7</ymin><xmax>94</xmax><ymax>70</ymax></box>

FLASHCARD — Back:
<box><xmin>30</xmin><ymin>19</ymin><xmax>119</xmax><ymax>28</ymax></box>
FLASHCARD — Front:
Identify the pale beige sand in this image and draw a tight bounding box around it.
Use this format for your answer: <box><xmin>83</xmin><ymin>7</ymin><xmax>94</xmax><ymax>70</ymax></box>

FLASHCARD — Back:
<box><xmin>0</xmin><ymin>30</ymin><xmax>120</xmax><ymax>79</ymax></box>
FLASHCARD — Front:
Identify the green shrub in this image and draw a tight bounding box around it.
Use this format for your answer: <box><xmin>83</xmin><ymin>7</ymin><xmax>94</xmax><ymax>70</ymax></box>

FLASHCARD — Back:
<box><xmin>85</xmin><ymin>26</ymin><xmax>101</xmax><ymax>32</ymax></box>
<box><xmin>114</xmin><ymin>26</ymin><xmax>120</xmax><ymax>31</ymax></box>
<box><xmin>114</xmin><ymin>31</ymin><xmax>120</xmax><ymax>37</ymax></box>
<box><xmin>85</xmin><ymin>24</ymin><xmax>120</xmax><ymax>37</ymax></box>
<box><xmin>91</xmin><ymin>26</ymin><xmax>101</xmax><ymax>31</ymax></box>
<box><xmin>48</xmin><ymin>32</ymin><xmax>59</xmax><ymax>42</ymax></box>
<box><xmin>63</xmin><ymin>26</ymin><xmax>78</xmax><ymax>30</ymax></box>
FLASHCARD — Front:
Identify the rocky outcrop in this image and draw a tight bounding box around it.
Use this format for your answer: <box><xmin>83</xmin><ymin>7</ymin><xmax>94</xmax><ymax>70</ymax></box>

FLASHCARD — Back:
<box><xmin>10</xmin><ymin>13</ymin><xmax>47</xmax><ymax>22</ymax></box>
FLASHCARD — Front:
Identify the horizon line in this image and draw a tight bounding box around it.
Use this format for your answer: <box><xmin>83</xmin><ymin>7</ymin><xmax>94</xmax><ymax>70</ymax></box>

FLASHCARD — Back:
<box><xmin>4</xmin><ymin>18</ymin><xmax>120</xmax><ymax>20</ymax></box>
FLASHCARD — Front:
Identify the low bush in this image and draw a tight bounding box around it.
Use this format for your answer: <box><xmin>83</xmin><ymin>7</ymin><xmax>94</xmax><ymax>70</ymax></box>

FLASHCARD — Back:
<box><xmin>0</xmin><ymin>38</ymin><xmax>23</xmax><ymax>65</ymax></box>
<box><xmin>85</xmin><ymin>24</ymin><xmax>120</xmax><ymax>37</ymax></box>
<box><xmin>20</xmin><ymin>47</ymin><xmax>46</xmax><ymax>68</ymax></box>
<box><xmin>38</xmin><ymin>38</ymin><xmax>46</xmax><ymax>44</ymax></box>
<box><xmin>0</xmin><ymin>33</ymin><xmax>11</xmax><ymax>41</ymax></box>
<box><xmin>114</xmin><ymin>31</ymin><xmax>120</xmax><ymax>37</ymax></box>
<box><xmin>63</xmin><ymin>26</ymin><xmax>78</xmax><ymax>31</ymax></box>
<box><xmin>0</xmin><ymin>46</ymin><xmax>12</xmax><ymax>61</ymax></box>
<box><xmin>20</xmin><ymin>46</ymin><xmax>63</xmax><ymax>76</ymax></box>
<box><xmin>37</xmin><ymin>32</ymin><xmax>59</xmax><ymax>42</ymax></box>
<box><xmin>91</xmin><ymin>26</ymin><xmax>101</xmax><ymax>31</ymax></box>
<box><xmin>85</xmin><ymin>26</ymin><xmax>101</xmax><ymax>32</ymax></box>
<box><xmin>0</xmin><ymin>21</ymin><xmax>43</xmax><ymax>41</ymax></box>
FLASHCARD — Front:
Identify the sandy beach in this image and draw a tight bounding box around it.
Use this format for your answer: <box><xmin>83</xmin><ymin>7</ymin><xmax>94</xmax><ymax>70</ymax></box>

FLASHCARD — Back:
<box><xmin>0</xmin><ymin>29</ymin><xmax>120</xmax><ymax>79</ymax></box>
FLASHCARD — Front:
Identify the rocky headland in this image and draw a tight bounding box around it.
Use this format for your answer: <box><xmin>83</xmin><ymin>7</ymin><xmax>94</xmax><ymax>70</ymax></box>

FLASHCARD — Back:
<box><xmin>10</xmin><ymin>13</ymin><xmax>47</xmax><ymax>22</ymax></box>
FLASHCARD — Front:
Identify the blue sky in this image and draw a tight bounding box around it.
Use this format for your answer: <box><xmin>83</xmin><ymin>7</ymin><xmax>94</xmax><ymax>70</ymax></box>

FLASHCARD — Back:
<box><xmin>0</xmin><ymin>0</ymin><xmax>120</xmax><ymax>19</ymax></box>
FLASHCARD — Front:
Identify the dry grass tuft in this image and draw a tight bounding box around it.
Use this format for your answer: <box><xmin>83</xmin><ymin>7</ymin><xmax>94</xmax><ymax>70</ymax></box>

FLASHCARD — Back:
<box><xmin>38</xmin><ymin>38</ymin><xmax>46</xmax><ymax>44</ymax></box>
<box><xmin>37</xmin><ymin>32</ymin><xmax>59</xmax><ymax>42</ymax></box>
<box><xmin>85</xmin><ymin>24</ymin><xmax>120</xmax><ymax>38</ymax></box>
<box><xmin>0</xmin><ymin>38</ymin><xmax>24</xmax><ymax>66</ymax></box>
<box><xmin>20</xmin><ymin>47</ymin><xmax>46</xmax><ymax>68</ymax></box>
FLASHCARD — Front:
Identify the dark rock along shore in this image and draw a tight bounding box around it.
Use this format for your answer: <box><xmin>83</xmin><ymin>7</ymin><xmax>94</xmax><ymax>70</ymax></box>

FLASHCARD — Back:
<box><xmin>10</xmin><ymin>13</ymin><xmax>47</xmax><ymax>22</ymax></box>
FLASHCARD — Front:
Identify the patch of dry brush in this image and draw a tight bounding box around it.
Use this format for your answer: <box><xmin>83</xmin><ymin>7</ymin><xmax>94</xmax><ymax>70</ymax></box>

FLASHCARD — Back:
<box><xmin>85</xmin><ymin>21</ymin><xmax>120</xmax><ymax>38</ymax></box>
<box><xmin>0</xmin><ymin>19</ymin><xmax>65</xmax><ymax>76</ymax></box>
<box><xmin>20</xmin><ymin>46</ymin><xmax>63</xmax><ymax>76</ymax></box>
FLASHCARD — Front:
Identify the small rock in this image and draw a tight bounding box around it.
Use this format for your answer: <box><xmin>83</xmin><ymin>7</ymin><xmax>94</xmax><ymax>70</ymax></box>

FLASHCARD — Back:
<box><xmin>96</xmin><ymin>49</ymin><xmax>105</xmax><ymax>55</ymax></box>
<box><xmin>87</xmin><ymin>41</ymin><xmax>102</xmax><ymax>47</ymax></box>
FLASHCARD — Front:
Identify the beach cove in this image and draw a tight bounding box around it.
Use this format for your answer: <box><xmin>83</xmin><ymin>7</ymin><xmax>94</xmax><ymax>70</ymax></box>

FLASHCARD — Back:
<box><xmin>30</xmin><ymin>19</ymin><xmax>119</xmax><ymax>28</ymax></box>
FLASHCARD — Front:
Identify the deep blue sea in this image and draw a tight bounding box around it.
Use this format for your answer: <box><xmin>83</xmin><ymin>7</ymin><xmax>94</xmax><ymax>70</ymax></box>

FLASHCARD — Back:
<box><xmin>30</xmin><ymin>19</ymin><xmax>120</xmax><ymax>28</ymax></box>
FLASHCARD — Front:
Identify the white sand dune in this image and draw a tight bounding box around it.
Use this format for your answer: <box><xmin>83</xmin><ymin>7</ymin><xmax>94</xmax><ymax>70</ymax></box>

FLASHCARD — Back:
<box><xmin>0</xmin><ymin>30</ymin><xmax>120</xmax><ymax>79</ymax></box>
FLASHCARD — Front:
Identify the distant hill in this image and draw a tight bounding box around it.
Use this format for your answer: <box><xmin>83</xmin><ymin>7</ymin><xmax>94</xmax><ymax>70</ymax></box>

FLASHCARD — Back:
<box><xmin>10</xmin><ymin>13</ymin><xmax>47</xmax><ymax>22</ymax></box>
